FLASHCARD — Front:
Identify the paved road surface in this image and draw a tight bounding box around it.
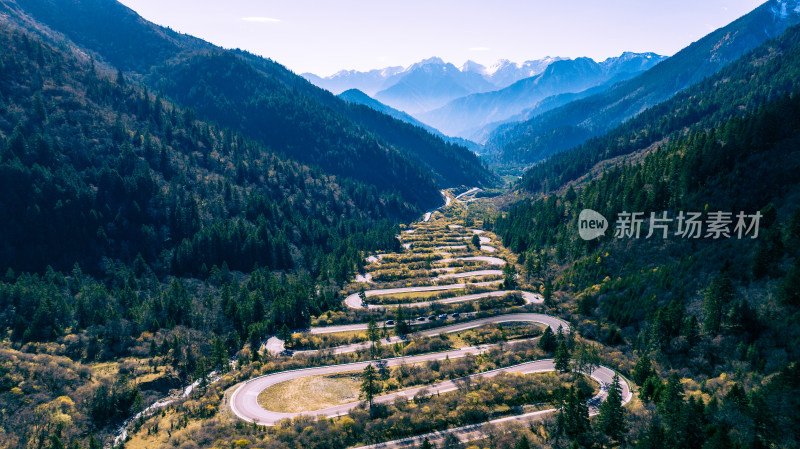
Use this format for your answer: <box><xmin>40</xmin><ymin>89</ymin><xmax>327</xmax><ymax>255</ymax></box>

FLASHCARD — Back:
<box><xmin>345</xmin><ymin>285</ymin><xmax>542</xmax><ymax>310</ymax></box>
<box><xmin>293</xmin><ymin>313</ymin><xmax>568</xmax><ymax>355</ymax></box>
<box><xmin>433</xmin><ymin>269</ymin><xmax>502</xmax><ymax>281</ymax></box>
<box><xmin>438</xmin><ymin>256</ymin><xmax>505</xmax><ymax>266</ymax></box>
<box><xmin>455</xmin><ymin>187</ymin><xmax>481</xmax><ymax>199</ymax></box>
<box><xmin>230</xmin><ymin>355</ymin><xmax>629</xmax><ymax>428</ymax></box>
<box><xmin>235</xmin><ymin>217</ymin><xmax>629</xmax><ymax>448</ymax></box>
<box><xmin>350</xmin><ymin>362</ymin><xmax>632</xmax><ymax>449</ymax></box>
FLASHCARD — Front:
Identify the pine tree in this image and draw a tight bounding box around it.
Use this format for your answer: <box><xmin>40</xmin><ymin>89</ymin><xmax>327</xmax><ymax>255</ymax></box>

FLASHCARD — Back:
<box><xmin>367</xmin><ymin>317</ymin><xmax>380</xmax><ymax>358</ymax></box>
<box><xmin>525</xmin><ymin>252</ymin><xmax>536</xmax><ymax>281</ymax></box>
<box><xmin>557</xmin><ymin>386</ymin><xmax>590</xmax><ymax>439</ymax></box>
<box><xmin>503</xmin><ymin>262</ymin><xmax>518</xmax><ymax>290</ymax></box>
<box><xmin>543</xmin><ymin>279</ymin><xmax>554</xmax><ymax>306</ymax></box>
<box><xmin>703</xmin><ymin>273</ymin><xmax>733</xmax><ymax>334</ymax></box>
<box><xmin>632</xmin><ymin>352</ymin><xmax>654</xmax><ymax>386</ymax></box>
<box><xmin>279</xmin><ymin>324</ymin><xmax>293</xmax><ymax>348</ymax></box>
<box><xmin>555</xmin><ymin>340</ymin><xmax>571</xmax><ymax>373</ymax></box>
<box><xmin>539</xmin><ymin>326</ymin><xmax>557</xmax><ymax>353</ymax></box>
<box><xmin>515</xmin><ymin>435</ymin><xmax>531</xmax><ymax>449</ymax></box>
<box><xmin>420</xmin><ymin>437</ymin><xmax>434</xmax><ymax>449</ymax></box>
<box><xmin>659</xmin><ymin>373</ymin><xmax>686</xmax><ymax>445</ymax></box>
<box><xmin>598</xmin><ymin>373</ymin><xmax>626</xmax><ymax>442</ymax></box>
<box><xmin>360</xmin><ymin>363</ymin><xmax>382</xmax><ymax>408</ymax></box>
<box><xmin>395</xmin><ymin>306</ymin><xmax>409</xmax><ymax>336</ymax></box>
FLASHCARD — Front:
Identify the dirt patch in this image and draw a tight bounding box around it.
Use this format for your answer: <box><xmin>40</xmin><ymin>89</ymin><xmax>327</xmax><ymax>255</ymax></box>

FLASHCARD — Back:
<box><xmin>257</xmin><ymin>372</ymin><xmax>362</xmax><ymax>413</ymax></box>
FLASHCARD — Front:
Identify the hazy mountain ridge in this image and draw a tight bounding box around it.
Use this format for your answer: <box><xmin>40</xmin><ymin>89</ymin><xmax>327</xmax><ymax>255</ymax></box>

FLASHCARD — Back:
<box><xmin>418</xmin><ymin>52</ymin><xmax>665</xmax><ymax>139</ymax></box>
<box><xmin>487</xmin><ymin>0</ymin><xmax>800</xmax><ymax>164</ymax></box>
<box><xmin>302</xmin><ymin>55</ymin><xmax>567</xmax><ymax>97</ymax></box>
<box><xmin>338</xmin><ymin>88</ymin><xmax>484</xmax><ymax>152</ymax></box>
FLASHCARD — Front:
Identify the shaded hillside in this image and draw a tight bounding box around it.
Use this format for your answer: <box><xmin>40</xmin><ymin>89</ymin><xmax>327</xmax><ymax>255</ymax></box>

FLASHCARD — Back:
<box><xmin>518</xmin><ymin>20</ymin><xmax>800</xmax><ymax>194</ymax></box>
<box><xmin>0</xmin><ymin>22</ymin><xmax>405</xmax><ymax>279</ymax></box>
<box><xmin>3</xmin><ymin>0</ymin><xmax>495</xmax><ymax>211</ymax></box>
<box><xmin>491</xmin><ymin>82</ymin><xmax>800</xmax><ymax>449</ymax></box>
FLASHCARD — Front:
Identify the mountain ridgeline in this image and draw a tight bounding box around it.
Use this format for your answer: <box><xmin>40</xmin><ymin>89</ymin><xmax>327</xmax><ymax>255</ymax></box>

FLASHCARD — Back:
<box><xmin>519</xmin><ymin>16</ymin><xmax>800</xmax><ymax>195</ymax></box>
<box><xmin>489</xmin><ymin>79</ymin><xmax>800</xmax><ymax>449</ymax></box>
<box><xmin>487</xmin><ymin>0</ymin><xmax>800</xmax><ymax>164</ymax></box>
<box><xmin>4</xmin><ymin>0</ymin><xmax>495</xmax><ymax>213</ymax></box>
<box><xmin>0</xmin><ymin>23</ymin><xmax>406</xmax><ymax>279</ymax></box>
<box><xmin>419</xmin><ymin>52</ymin><xmax>665</xmax><ymax>140</ymax></box>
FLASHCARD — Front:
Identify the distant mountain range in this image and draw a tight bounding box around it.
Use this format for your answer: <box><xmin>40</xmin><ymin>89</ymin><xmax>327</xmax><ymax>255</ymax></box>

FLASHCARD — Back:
<box><xmin>303</xmin><ymin>56</ymin><xmax>574</xmax><ymax>115</ymax></box>
<box><xmin>337</xmin><ymin>89</ymin><xmax>484</xmax><ymax>152</ymax></box>
<box><xmin>304</xmin><ymin>53</ymin><xmax>664</xmax><ymax>141</ymax></box>
<box><xmin>418</xmin><ymin>52</ymin><xmax>665</xmax><ymax>139</ymax></box>
<box><xmin>303</xmin><ymin>56</ymin><xmax>566</xmax><ymax>97</ymax></box>
<box><xmin>487</xmin><ymin>0</ymin><xmax>800</xmax><ymax>164</ymax></box>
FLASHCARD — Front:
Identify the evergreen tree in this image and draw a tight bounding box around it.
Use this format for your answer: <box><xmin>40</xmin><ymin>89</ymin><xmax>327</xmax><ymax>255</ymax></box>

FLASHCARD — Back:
<box><xmin>555</xmin><ymin>340</ymin><xmax>571</xmax><ymax>373</ymax></box>
<box><xmin>525</xmin><ymin>252</ymin><xmax>537</xmax><ymax>281</ymax></box>
<box><xmin>471</xmin><ymin>234</ymin><xmax>481</xmax><ymax>249</ymax></box>
<box><xmin>703</xmin><ymin>273</ymin><xmax>734</xmax><ymax>334</ymax></box>
<box><xmin>278</xmin><ymin>324</ymin><xmax>293</xmax><ymax>349</ymax></box>
<box><xmin>543</xmin><ymin>279</ymin><xmax>554</xmax><ymax>306</ymax></box>
<box><xmin>420</xmin><ymin>437</ymin><xmax>434</xmax><ymax>449</ymax></box>
<box><xmin>633</xmin><ymin>352</ymin><xmax>654</xmax><ymax>386</ymax></box>
<box><xmin>659</xmin><ymin>373</ymin><xmax>686</xmax><ymax>447</ymax></box>
<box><xmin>367</xmin><ymin>317</ymin><xmax>380</xmax><ymax>358</ymax></box>
<box><xmin>539</xmin><ymin>326</ymin><xmax>557</xmax><ymax>353</ymax></box>
<box><xmin>515</xmin><ymin>435</ymin><xmax>531</xmax><ymax>449</ymax></box>
<box><xmin>395</xmin><ymin>306</ymin><xmax>409</xmax><ymax>336</ymax></box>
<box><xmin>360</xmin><ymin>363</ymin><xmax>382</xmax><ymax>408</ymax></box>
<box><xmin>503</xmin><ymin>262</ymin><xmax>518</xmax><ymax>290</ymax></box>
<box><xmin>598</xmin><ymin>373</ymin><xmax>626</xmax><ymax>442</ymax></box>
<box><xmin>557</xmin><ymin>386</ymin><xmax>590</xmax><ymax>439</ymax></box>
<box><xmin>88</xmin><ymin>436</ymin><xmax>102</xmax><ymax>449</ymax></box>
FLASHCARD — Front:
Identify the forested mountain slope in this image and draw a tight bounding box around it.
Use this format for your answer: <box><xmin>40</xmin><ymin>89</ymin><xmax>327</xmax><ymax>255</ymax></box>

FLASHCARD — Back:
<box><xmin>487</xmin><ymin>0</ymin><xmax>800</xmax><ymax>164</ymax></box>
<box><xmin>2</xmin><ymin>0</ymin><xmax>495</xmax><ymax>211</ymax></box>
<box><xmin>519</xmin><ymin>20</ymin><xmax>800</xmax><ymax>195</ymax></box>
<box><xmin>489</xmin><ymin>29</ymin><xmax>800</xmax><ymax>449</ymax></box>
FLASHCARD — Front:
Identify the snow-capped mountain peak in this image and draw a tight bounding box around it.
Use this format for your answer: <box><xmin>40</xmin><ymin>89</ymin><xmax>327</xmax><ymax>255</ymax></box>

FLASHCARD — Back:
<box><xmin>461</xmin><ymin>60</ymin><xmax>488</xmax><ymax>75</ymax></box>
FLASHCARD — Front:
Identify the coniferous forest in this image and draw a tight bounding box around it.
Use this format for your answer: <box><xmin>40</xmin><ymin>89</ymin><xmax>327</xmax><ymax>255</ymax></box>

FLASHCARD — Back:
<box><xmin>2</xmin><ymin>1</ymin><xmax>800</xmax><ymax>449</ymax></box>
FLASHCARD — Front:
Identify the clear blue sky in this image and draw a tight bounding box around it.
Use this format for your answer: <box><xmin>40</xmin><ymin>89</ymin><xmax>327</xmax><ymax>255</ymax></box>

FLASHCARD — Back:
<box><xmin>118</xmin><ymin>0</ymin><xmax>765</xmax><ymax>76</ymax></box>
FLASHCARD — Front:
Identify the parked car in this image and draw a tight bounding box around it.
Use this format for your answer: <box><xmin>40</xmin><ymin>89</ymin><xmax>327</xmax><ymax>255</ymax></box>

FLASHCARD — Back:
<box><xmin>428</xmin><ymin>315</ymin><xmax>437</xmax><ymax>321</ymax></box>
<box><xmin>386</xmin><ymin>320</ymin><xmax>395</xmax><ymax>325</ymax></box>
<box><xmin>439</xmin><ymin>314</ymin><xmax>448</xmax><ymax>320</ymax></box>
<box><xmin>451</xmin><ymin>313</ymin><xmax>460</xmax><ymax>318</ymax></box>
<box><xmin>416</xmin><ymin>316</ymin><xmax>426</xmax><ymax>322</ymax></box>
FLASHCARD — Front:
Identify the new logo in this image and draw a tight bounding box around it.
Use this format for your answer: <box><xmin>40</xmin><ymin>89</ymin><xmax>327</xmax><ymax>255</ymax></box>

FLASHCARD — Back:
<box><xmin>578</xmin><ymin>209</ymin><xmax>608</xmax><ymax>240</ymax></box>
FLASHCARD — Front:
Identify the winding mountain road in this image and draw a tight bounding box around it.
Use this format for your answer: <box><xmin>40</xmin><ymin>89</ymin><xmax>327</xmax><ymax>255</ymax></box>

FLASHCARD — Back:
<box><xmin>231</xmin><ymin>211</ymin><xmax>632</xmax><ymax>449</ymax></box>
<box><xmin>344</xmin><ymin>284</ymin><xmax>542</xmax><ymax>309</ymax></box>
<box><xmin>230</xmin><ymin>354</ymin><xmax>630</xmax><ymax>427</ymax></box>
<box><xmin>292</xmin><ymin>313</ymin><xmax>568</xmax><ymax>355</ymax></box>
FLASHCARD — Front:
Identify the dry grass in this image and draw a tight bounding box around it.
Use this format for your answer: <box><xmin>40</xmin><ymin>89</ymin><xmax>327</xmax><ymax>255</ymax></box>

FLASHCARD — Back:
<box><xmin>257</xmin><ymin>372</ymin><xmax>362</xmax><ymax>413</ymax></box>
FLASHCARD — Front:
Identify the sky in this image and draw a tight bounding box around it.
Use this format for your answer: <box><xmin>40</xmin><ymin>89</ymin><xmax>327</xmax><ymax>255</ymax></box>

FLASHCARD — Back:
<box><xmin>118</xmin><ymin>0</ymin><xmax>765</xmax><ymax>77</ymax></box>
